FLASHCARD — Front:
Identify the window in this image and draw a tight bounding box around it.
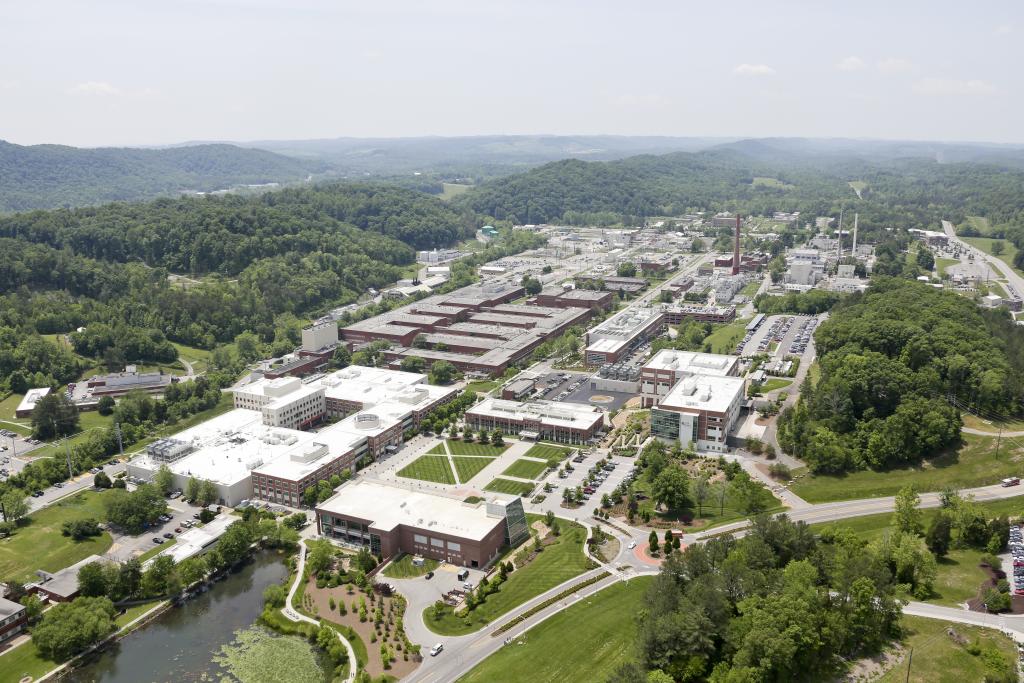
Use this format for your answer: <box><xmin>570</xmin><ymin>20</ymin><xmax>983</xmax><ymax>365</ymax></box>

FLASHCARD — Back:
<box><xmin>430</xmin><ymin>538</ymin><xmax>444</xmax><ymax>548</ymax></box>
<box><xmin>447</xmin><ymin>541</ymin><xmax>461</xmax><ymax>552</ymax></box>
<box><xmin>414</xmin><ymin>534</ymin><xmax>427</xmax><ymax>544</ymax></box>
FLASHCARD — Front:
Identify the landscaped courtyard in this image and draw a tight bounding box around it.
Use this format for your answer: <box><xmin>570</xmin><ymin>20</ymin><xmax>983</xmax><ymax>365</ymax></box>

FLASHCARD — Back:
<box><xmin>483</xmin><ymin>478</ymin><xmax>536</xmax><ymax>497</ymax></box>
<box><xmin>396</xmin><ymin>455</ymin><xmax>456</xmax><ymax>485</ymax></box>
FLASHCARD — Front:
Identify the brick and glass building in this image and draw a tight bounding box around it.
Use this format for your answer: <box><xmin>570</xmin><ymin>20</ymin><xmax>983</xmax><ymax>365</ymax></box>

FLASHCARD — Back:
<box><xmin>465</xmin><ymin>398</ymin><xmax>604</xmax><ymax>445</ymax></box>
<box><xmin>316</xmin><ymin>480</ymin><xmax>529</xmax><ymax>568</ymax></box>
<box><xmin>640</xmin><ymin>349</ymin><xmax>740</xmax><ymax>407</ymax></box>
<box><xmin>0</xmin><ymin>597</ymin><xmax>27</xmax><ymax>643</ymax></box>
<box><xmin>650</xmin><ymin>374</ymin><xmax>745</xmax><ymax>453</ymax></box>
<box><xmin>584</xmin><ymin>307</ymin><xmax>665</xmax><ymax>366</ymax></box>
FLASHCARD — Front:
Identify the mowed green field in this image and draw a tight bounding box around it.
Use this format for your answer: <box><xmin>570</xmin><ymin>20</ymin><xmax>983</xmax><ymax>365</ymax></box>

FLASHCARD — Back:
<box><xmin>484</xmin><ymin>478</ymin><xmax>536</xmax><ymax>497</ymax></box>
<box><xmin>879</xmin><ymin>616</ymin><xmax>1017</xmax><ymax>683</ymax></box>
<box><xmin>962</xmin><ymin>236</ymin><xmax>1024</xmax><ymax>278</ymax></box>
<box><xmin>427</xmin><ymin>520</ymin><xmax>593</xmax><ymax>636</ymax></box>
<box><xmin>447</xmin><ymin>440</ymin><xmax>509</xmax><ymax>457</ymax></box>
<box><xmin>396</xmin><ymin>455</ymin><xmax>456</xmax><ymax>484</ymax></box>
<box><xmin>703</xmin><ymin>318</ymin><xmax>751</xmax><ymax>354</ymax></box>
<box><xmin>790</xmin><ymin>434</ymin><xmax>1020</xmax><ymax>503</ymax></box>
<box><xmin>458</xmin><ymin>577</ymin><xmax>652</xmax><ymax>683</ymax></box>
<box><xmin>523</xmin><ymin>443</ymin><xmax>571</xmax><ymax>462</ymax></box>
<box><xmin>0</xmin><ymin>489</ymin><xmax>113</xmax><ymax>583</ymax></box>
<box><xmin>501</xmin><ymin>458</ymin><xmax>549</xmax><ymax>480</ymax></box>
<box><xmin>452</xmin><ymin>456</ymin><xmax>496</xmax><ymax>482</ymax></box>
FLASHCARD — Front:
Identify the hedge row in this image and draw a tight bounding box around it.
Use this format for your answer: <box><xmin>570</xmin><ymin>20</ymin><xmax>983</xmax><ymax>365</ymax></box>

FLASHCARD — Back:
<box><xmin>491</xmin><ymin>571</ymin><xmax>611</xmax><ymax>636</ymax></box>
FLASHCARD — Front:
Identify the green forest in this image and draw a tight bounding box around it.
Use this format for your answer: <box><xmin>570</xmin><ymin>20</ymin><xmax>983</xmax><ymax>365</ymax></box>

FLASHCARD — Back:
<box><xmin>777</xmin><ymin>278</ymin><xmax>1023</xmax><ymax>474</ymax></box>
<box><xmin>0</xmin><ymin>141</ymin><xmax>324</xmax><ymax>212</ymax></box>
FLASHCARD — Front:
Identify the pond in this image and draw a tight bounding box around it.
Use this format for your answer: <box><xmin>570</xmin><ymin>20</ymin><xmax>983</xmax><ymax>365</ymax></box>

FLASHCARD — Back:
<box><xmin>62</xmin><ymin>552</ymin><xmax>328</xmax><ymax>683</ymax></box>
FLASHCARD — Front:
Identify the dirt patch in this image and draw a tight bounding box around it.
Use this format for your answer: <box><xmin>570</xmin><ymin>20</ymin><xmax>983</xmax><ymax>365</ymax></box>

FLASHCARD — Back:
<box><xmin>530</xmin><ymin>520</ymin><xmax>550</xmax><ymax>538</ymax></box>
<box><xmin>593</xmin><ymin>536</ymin><xmax>621</xmax><ymax>563</ymax></box>
<box><xmin>301</xmin><ymin>578</ymin><xmax>420</xmax><ymax>679</ymax></box>
<box><xmin>839</xmin><ymin>644</ymin><xmax>906</xmax><ymax>682</ymax></box>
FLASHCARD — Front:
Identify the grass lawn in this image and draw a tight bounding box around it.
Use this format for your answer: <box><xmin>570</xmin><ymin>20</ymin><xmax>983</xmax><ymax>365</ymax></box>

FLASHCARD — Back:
<box><xmin>172</xmin><ymin>342</ymin><xmax>213</xmax><ymax>373</ymax></box>
<box><xmin>0</xmin><ymin>393</ymin><xmax>30</xmax><ymax>423</ymax></box>
<box><xmin>963</xmin><ymin>236</ymin><xmax>1024</xmax><ymax>279</ymax></box>
<box><xmin>962</xmin><ymin>413</ymin><xmax>1024</xmax><ymax>434</ymax></box>
<box><xmin>740</xmin><ymin>280</ymin><xmax>761</xmax><ymax>297</ymax></box>
<box><xmin>382</xmin><ymin>553</ymin><xmax>440</xmax><ymax>578</ymax></box>
<box><xmin>936</xmin><ymin>257</ymin><xmax>958</xmax><ymax>278</ymax></box>
<box><xmin>440</xmin><ymin>183</ymin><xmax>472</xmax><ymax>200</ymax></box>
<box><xmin>849</xmin><ymin>180</ymin><xmax>868</xmax><ymax>194</ymax></box>
<box><xmin>426</xmin><ymin>519</ymin><xmax>593</xmax><ymax>635</ymax></box>
<box><xmin>704</xmin><ymin>318</ymin><xmax>751</xmax><ymax>355</ymax></box>
<box><xmin>451</xmin><ymin>456</ymin><xmax>496</xmax><ymax>483</ymax></box>
<box><xmin>465</xmin><ymin>380</ymin><xmax>499</xmax><ymax>394</ymax></box>
<box><xmin>136</xmin><ymin>538</ymin><xmax>177</xmax><ymax>562</ymax></box>
<box><xmin>752</xmin><ymin>176</ymin><xmax>794</xmax><ymax>189</ymax></box>
<box><xmin>523</xmin><ymin>443</ymin><xmax>572</xmax><ymax>463</ymax></box>
<box><xmin>116</xmin><ymin>600</ymin><xmax>163</xmax><ymax>627</ymax></box>
<box><xmin>0</xmin><ymin>489</ymin><xmax>113</xmax><ymax>583</ymax></box>
<box><xmin>446</xmin><ymin>440</ymin><xmax>509</xmax><ymax>457</ymax></box>
<box><xmin>879</xmin><ymin>615</ymin><xmax>1017</xmax><ymax>683</ymax></box>
<box><xmin>457</xmin><ymin>576</ymin><xmax>652</xmax><ymax>683</ymax></box>
<box><xmin>483</xmin><ymin>478</ymin><xmax>536</xmax><ymax>497</ymax></box>
<box><xmin>790</xmin><ymin>434</ymin><xmax>1020</xmax><ymax>503</ymax></box>
<box><xmin>760</xmin><ymin>377</ymin><xmax>792</xmax><ymax>393</ymax></box>
<box><xmin>501</xmin><ymin>459</ymin><xmax>549</xmax><ymax>480</ymax></box>
<box><xmin>396</xmin><ymin>455</ymin><xmax>455</xmax><ymax>485</ymax></box>
<box><xmin>0</xmin><ymin>640</ymin><xmax>58</xmax><ymax>683</ymax></box>
<box><xmin>426</xmin><ymin>442</ymin><xmax>448</xmax><ymax>455</ymax></box>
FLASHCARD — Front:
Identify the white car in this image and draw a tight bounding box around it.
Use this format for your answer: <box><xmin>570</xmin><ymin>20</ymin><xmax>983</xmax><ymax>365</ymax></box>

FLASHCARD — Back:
<box><xmin>628</xmin><ymin>541</ymin><xmax>637</xmax><ymax>549</ymax></box>
<box><xmin>430</xmin><ymin>643</ymin><xmax>444</xmax><ymax>657</ymax></box>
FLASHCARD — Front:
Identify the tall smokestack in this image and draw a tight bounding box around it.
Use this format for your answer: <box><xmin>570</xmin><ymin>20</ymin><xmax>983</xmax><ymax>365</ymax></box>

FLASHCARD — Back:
<box><xmin>732</xmin><ymin>214</ymin><xmax>741</xmax><ymax>275</ymax></box>
<box><xmin>852</xmin><ymin>214</ymin><xmax>858</xmax><ymax>256</ymax></box>
<box><xmin>837</xmin><ymin>209</ymin><xmax>844</xmax><ymax>258</ymax></box>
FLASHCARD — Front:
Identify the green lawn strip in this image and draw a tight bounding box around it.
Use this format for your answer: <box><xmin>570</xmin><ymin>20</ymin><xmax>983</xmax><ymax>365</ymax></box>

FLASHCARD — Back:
<box><xmin>115</xmin><ymin>600</ymin><xmax>163</xmax><ymax>628</ymax></box>
<box><xmin>500</xmin><ymin>459</ymin><xmax>549</xmax><ymax>480</ymax></box>
<box><xmin>396</xmin><ymin>455</ymin><xmax>456</xmax><ymax>484</ymax></box>
<box><xmin>522</xmin><ymin>443</ymin><xmax>571</xmax><ymax>462</ymax></box>
<box><xmin>790</xmin><ymin>434</ymin><xmax>1019</xmax><ymax>503</ymax></box>
<box><xmin>425</xmin><ymin>442</ymin><xmax>448</xmax><ymax>455</ymax></box>
<box><xmin>136</xmin><ymin>538</ymin><xmax>177</xmax><ymax>563</ymax></box>
<box><xmin>483</xmin><ymin>478</ymin><xmax>535</xmax><ymax>497</ymax></box>
<box><xmin>0</xmin><ymin>489</ymin><xmax>113</xmax><ymax>583</ymax></box>
<box><xmin>382</xmin><ymin>553</ymin><xmax>440</xmax><ymax>579</ymax></box>
<box><xmin>446</xmin><ymin>440</ymin><xmax>509</xmax><ymax>457</ymax></box>
<box><xmin>465</xmin><ymin>380</ymin><xmax>498</xmax><ymax>394</ymax></box>
<box><xmin>962</xmin><ymin>413</ymin><xmax>1024</xmax><ymax>434</ymax></box>
<box><xmin>451</xmin><ymin>456</ymin><xmax>496</xmax><ymax>482</ymax></box>
<box><xmin>426</xmin><ymin>519</ymin><xmax>593</xmax><ymax>636</ymax></box>
<box><xmin>171</xmin><ymin>342</ymin><xmax>213</xmax><ymax>373</ymax></box>
<box><xmin>879</xmin><ymin>615</ymin><xmax>1017</xmax><ymax>683</ymax></box>
<box><xmin>0</xmin><ymin>393</ymin><xmax>32</xmax><ymax>424</ymax></box>
<box><xmin>458</xmin><ymin>576</ymin><xmax>650</xmax><ymax>683</ymax></box>
<box><xmin>628</xmin><ymin>468</ymin><xmax>781</xmax><ymax>530</ymax></box>
<box><xmin>759</xmin><ymin>378</ymin><xmax>792</xmax><ymax>393</ymax></box>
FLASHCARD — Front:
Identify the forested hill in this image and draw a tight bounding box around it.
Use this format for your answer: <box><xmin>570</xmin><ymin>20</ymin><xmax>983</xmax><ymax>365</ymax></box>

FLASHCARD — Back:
<box><xmin>456</xmin><ymin>148</ymin><xmax>1024</xmax><ymax>232</ymax></box>
<box><xmin>0</xmin><ymin>140</ymin><xmax>325</xmax><ymax>212</ymax></box>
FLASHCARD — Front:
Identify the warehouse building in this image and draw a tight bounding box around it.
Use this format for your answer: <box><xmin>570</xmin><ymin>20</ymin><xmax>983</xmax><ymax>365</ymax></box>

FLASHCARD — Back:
<box><xmin>532</xmin><ymin>287</ymin><xmax>613</xmax><ymax>311</ymax></box>
<box><xmin>15</xmin><ymin>387</ymin><xmax>50</xmax><ymax>418</ymax></box>
<box><xmin>316</xmin><ymin>480</ymin><xmax>529</xmax><ymax>568</ymax></box>
<box><xmin>662</xmin><ymin>304</ymin><xmax>736</xmax><ymax>324</ymax></box>
<box><xmin>465</xmin><ymin>398</ymin><xmax>605</xmax><ymax>445</ymax></box>
<box><xmin>584</xmin><ymin>307</ymin><xmax>665</xmax><ymax>366</ymax></box>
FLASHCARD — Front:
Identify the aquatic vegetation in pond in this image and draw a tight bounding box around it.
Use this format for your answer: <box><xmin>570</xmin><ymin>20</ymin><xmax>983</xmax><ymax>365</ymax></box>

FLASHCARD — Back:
<box><xmin>214</xmin><ymin>626</ymin><xmax>327</xmax><ymax>683</ymax></box>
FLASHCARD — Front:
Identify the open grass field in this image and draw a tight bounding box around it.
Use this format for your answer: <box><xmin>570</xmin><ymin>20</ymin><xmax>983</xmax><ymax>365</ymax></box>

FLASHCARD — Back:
<box><xmin>172</xmin><ymin>342</ymin><xmax>213</xmax><ymax>374</ymax></box>
<box><xmin>446</xmin><ymin>440</ymin><xmax>509</xmax><ymax>457</ymax></box>
<box><xmin>849</xmin><ymin>180</ymin><xmax>868</xmax><ymax>194</ymax></box>
<box><xmin>963</xmin><ymin>236</ymin><xmax>1024</xmax><ymax>279</ymax></box>
<box><xmin>0</xmin><ymin>489</ymin><xmax>113</xmax><ymax>583</ymax></box>
<box><xmin>740</xmin><ymin>280</ymin><xmax>761</xmax><ymax>297</ymax></box>
<box><xmin>752</xmin><ymin>176</ymin><xmax>794</xmax><ymax>189</ymax></box>
<box><xmin>426</xmin><ymin>442</ymin><xmax>448</xmax><ymax>455</ymax></box>
<box><xmin>523</xmin><ymin>443</ymin><xmax>571</xmax><ymax>461</ymax></box>
<box><xmin>501</xmin><ymin>458</ymin><xmax>549</xmax><ymax>480</ymax></box>
<box><xmin>427</xmin><ymin>519</ymin><xmax>593</xmax><ymax>635</ymax></box>
<box><xmin>879</xmin><ymin>615</ymin><xmax>1017</xmax><ymax>683</ymax></box>
<box><xmin>440</xmin><ymin>183</ymin><xmax>472</xmax><ymax>200</ymax></box>
<box><xmin>452</xmin><ymin>456</ymin><xmax>496</xmax><ymax>482</ymax></box>
<box><xmin>703</xmin><ymin>318</ymin><xmax>751</xmax><ymax>355</ymax></box>
<box><xmin>457</xmin><ymin>576</ymin><xmax>652</xmax><ymax>683</ymax></box>
<box><xmin>936</xmin><ymin>257</ymin><xmax>959</xmax><ymax>278</ymax></box>
<box><xmin>396</xmin><ymin>455</ymin><xmax>456</xmax><ymax>484</ymax></box>
<box><xmin>0</xmin><ymin>640</ymin><xmax>57</xmax><ymax>683</ymax></box>
<box><xmin>483</xmin><ymin>478</ymin><xmax>536</xmax><ymax>497</ymax></box>
<box><xmin>382</xmin><ymin>553</ymin><xmax>440</xmax><ymax>578</ymax></box>
<box><xmin>790</xmin><ymin>434</ymin><xmax>1020</xmax><ymax>503</ymax></box>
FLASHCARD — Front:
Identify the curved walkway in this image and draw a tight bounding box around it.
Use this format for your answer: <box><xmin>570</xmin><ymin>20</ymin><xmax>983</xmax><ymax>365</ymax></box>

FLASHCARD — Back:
<box><xmin>283</xmin><ymin>541</ymin><xmax>357</xmax><ymax>683</ymax></box>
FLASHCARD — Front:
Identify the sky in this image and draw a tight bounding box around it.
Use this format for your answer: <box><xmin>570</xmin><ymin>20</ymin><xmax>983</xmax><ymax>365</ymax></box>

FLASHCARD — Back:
<box><xmin>1</xmin><ymin>0</ymin><xmax>1021</xmax><ymax>147</ymax></box>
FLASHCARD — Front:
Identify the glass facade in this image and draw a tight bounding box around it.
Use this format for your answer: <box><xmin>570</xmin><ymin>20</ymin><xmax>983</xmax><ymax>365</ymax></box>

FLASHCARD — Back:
<box><xmin>503</xmin><ymin>498</ymin><xmax>529</xmax><ymax>546</ymax></box>
<box><xmin>651</xmin><ymin>408</ymin><xmax>680</xmax><ymax>441</ymax></box>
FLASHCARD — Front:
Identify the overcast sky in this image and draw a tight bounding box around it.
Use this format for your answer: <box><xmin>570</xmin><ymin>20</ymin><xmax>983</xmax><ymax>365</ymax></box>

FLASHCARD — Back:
<box><xmin>1</xmin><ymin>0</ymin><xmax>1021</xmax><ymax>147</ymax></box>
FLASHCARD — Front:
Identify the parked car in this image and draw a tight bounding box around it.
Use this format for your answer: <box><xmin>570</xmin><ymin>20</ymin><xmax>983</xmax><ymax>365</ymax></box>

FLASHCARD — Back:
<box><xmin>424</xmin><ymin>571</ymin><xmax>434</xmax><ymax>580</ymax></box>
<box><xmin>152</xmin><ymin>537</ymin><xmax>164</xmax><ymax>544</ymax></box>
<box><xmin>430</xmin><ymin>643</ymin><xmax>444</xmax><ymax>657</ymax></box>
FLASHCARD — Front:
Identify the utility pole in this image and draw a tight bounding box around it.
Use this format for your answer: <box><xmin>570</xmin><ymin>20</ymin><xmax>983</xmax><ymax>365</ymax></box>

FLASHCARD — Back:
<box><xmin>996</xmin><ymin>425</ymin><xmax>1002</xmax><ymax>459</ymax></box>
<box><xmin>904</xmin><ymin>647</ymin><xmax>913</xmax><ymax>683</ymax></box>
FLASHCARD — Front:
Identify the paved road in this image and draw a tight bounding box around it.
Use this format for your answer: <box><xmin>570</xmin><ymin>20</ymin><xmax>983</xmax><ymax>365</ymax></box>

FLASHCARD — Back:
<box><xmin>943</xmin><ymin>219</ymin><xmax>1024</xmax><ymax>299</ymax></box>
<box><xmin>26</xmin><ymin>460</ymin><xmax>127</xmax><ymax>512</ymax></box>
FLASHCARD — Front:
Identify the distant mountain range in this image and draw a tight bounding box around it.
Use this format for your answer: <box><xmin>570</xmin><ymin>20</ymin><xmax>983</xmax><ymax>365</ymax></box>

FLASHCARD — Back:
<box><xmin>0</xmin><ymin>141</ymin><xmax>325</xmax><ymax>212</ymax></box>
<box><xmin>5</xmin><ymin>134</ymin><xmax>1024</xmax><ymax>214</ymax></box>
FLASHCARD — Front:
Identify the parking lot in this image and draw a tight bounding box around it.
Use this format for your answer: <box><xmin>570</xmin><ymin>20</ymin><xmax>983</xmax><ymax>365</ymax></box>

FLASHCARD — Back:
<box><xmin>1009</xmin><ymin>518</ymin><xmax>1024</xmax><ymax>596</ymax></box>
<box><xmin>739</xmin><ymin>314</ymin><xmax>818</xmax><ymax>358</ymax></box>
<box><xmin>530</xmin><ymin>371</ymin><xmax>591</xmax><ymax>402</ymax></box>
<box><xmin>542</xmin><ymin>450</ymin><xmax>636</xmax><ymax>511</ymax></box>
<box><xmin>0</xmin><ymin>429</ymin><xmax>45</xmax><ymax>470</ymax></box>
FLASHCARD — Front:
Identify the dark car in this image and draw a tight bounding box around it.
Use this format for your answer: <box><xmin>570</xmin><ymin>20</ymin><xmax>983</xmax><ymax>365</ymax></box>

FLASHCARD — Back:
<box><xmin>425</xmin><ymin>571</ymin><xmax>434</xmax><ymax>580</ymax></box>
<box><xmin>152</xmin><ymin>537</ymin><xmax>163</xmax><ymax>544</ymax></box>
<box><xmin>163</xmin><ymin>532</ymin><xmax>173</xmax><ymax>539</ymax></box>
